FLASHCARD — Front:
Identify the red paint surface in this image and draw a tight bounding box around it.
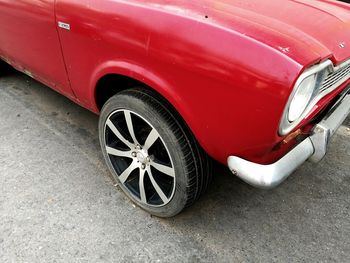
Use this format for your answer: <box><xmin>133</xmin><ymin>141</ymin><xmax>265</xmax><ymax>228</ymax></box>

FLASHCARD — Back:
<box><xmin>0</xmin><ymin>0</ymin><xmax>349</xmax><ymax>164</ymax></box>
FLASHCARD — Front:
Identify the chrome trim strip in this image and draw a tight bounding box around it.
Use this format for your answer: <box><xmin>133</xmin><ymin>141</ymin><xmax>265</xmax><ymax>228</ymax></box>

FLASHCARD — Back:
<box><xmin>229</xmin><ymin>90</ymin><xmax>350</xmax><ymax>189</ymax></box>
<box><xmin>279</xmin><ymin>59</ymin><xmax>350</xmax><ymax>135</ymax></box>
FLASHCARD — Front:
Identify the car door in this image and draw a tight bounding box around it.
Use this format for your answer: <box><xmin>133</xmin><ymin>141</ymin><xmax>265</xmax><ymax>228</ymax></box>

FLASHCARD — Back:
<box><xmin>0</xmin><ymin>0</ymin><xmax>73</xmax><ymax>97</ymax></box>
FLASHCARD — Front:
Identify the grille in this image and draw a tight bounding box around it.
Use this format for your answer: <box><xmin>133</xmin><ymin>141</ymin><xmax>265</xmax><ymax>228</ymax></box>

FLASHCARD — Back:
<box><xmin>320</xmin><ymin>61</ymin><xmax>350</xmax><ymax>93</ymax></box>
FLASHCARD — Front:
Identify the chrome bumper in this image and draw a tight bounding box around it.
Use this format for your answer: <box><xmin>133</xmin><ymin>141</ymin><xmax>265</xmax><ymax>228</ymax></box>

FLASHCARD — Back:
<box><xmin>227</xmin><ymin>88</ymin><xmax>350</xmax><ymax>190</ymax></box>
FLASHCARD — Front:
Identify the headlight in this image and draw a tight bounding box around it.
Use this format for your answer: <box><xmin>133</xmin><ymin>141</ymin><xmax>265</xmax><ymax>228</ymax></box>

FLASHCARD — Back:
<box><xmin>279</xmin><ymin>60</ymin><xmax>333</xmax><ymax>135</ymax></box>
<box><xmin>288</xmin><ymin>74</ymin><xmax>317</xmax><ymax>122</ymax></box>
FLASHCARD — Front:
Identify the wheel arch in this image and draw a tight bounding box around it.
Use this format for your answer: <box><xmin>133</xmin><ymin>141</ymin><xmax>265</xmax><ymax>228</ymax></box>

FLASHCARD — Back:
<box><xmin>90</xmin><ymin>60</ymin><xmax>203</xmax><ymax>145</ymax></box>
<box><xmin>91</xmin><ymin>61</ymin><xmax>182</xmax><ymax>113</ymax></box>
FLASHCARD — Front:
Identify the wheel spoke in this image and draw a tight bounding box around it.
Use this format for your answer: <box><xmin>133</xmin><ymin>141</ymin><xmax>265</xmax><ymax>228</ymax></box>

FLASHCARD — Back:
<box><xmin>119</xmin><ymin>160</ymin><xmax>138</xmax><ymax>184</ymax></box>
<box><xmin>151</xmin><ymin>161</ymin><xmax>175</xmax><ymax>177</ymax></box>
<box><xmin>139</xmin><ymin>169</ymin><xmax>147</xmax><ymax>203</ymax></box>
<box><xmin>106</xmin><ymin>146</ymin><xmax>131</xmax><ymax>158</ymax></box>
<box><xmin>124</xmin><ymin>110</ymin><xmax>140</xmax><ymax>146</ymax></box>
<box><xmin>106</xmin><ymin>119</ymin><xmax>133</xmax><ymax>149</ymax></box>
<box><xmin>105</xmin><ymin>109</ymin><xmax>176</xmax><ymax>207</ymax></box>
<box><xmin>143</xmin><ymin>128</ymin><xmax>159</xmax><ymax>150</ymax></box>
<box><xmin>147</xmin><ymin>166</ymin><xmax>169</xmax><ymax>204</ymax></box>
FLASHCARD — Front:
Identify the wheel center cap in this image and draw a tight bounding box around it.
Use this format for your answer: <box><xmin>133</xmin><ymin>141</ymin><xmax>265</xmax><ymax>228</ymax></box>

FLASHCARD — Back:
<box><xmin>136</xmin><ymin>152</ymin><xmax>147</xmax><ymax>164</ymax></box>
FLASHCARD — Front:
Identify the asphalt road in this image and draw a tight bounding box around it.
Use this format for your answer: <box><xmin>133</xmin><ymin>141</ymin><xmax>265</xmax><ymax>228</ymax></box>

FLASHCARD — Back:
<box><xmin>0</xmin><ymin>71</ymin><xmax>349</xmax><ymax>263</ymax></box>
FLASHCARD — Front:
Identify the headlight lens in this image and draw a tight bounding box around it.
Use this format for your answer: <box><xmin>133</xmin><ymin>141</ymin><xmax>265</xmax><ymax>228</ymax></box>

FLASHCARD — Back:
<box><xmin>288</xmin><ymin>74</ymin><xmax>317</xmax><ymax>122</ymax></box>
<box><xmin>279</xmin><ymin>59</ymin><xmax>333</xmax><ymax>136</ymax></box>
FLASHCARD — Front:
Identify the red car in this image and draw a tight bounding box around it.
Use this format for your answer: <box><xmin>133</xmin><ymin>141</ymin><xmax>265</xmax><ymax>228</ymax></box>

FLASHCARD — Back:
<box><xmin>0</xmin><ymin>0</ymin><xmax>349</xmax><ymax>217</ymax></box>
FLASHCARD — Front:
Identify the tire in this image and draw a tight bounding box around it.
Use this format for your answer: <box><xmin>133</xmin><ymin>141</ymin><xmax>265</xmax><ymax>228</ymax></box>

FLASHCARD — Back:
<box><xmin>99</xmin><ymin>88</ymin><xmax>211</xmax><ymax>217</ymax></box>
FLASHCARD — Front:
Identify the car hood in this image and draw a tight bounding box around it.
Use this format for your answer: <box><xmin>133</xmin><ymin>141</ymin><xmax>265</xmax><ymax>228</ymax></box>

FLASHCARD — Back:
<box><xmin>149</xmin><ymin>0</ymin><xmax>350</xmax><ymax>65</ymax></box>
<box><xmin>202</xmin><ymin>0</ymin><xmax>350</xmax><ymax>65</ymax></box>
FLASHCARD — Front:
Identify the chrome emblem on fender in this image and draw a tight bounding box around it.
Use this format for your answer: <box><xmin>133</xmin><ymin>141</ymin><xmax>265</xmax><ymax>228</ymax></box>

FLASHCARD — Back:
<box><xmin>58</xmin><ymin>22</ymin><xmax>71</xmax><ymax>31</ymax></box>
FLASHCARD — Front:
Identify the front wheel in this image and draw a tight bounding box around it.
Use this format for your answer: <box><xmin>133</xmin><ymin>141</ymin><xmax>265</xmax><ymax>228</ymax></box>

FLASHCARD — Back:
<box><xmin>99</xmin><ymin>88</ymin><xmax>211</xmax><ymax>217</ymax></box>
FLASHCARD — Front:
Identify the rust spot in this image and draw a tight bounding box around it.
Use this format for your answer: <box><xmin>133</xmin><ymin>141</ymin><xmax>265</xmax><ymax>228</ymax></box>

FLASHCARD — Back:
<box><xmin>283</xmin><ymin>129</ymin><xmax>302</xmax><ymax>144</ymax></box>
